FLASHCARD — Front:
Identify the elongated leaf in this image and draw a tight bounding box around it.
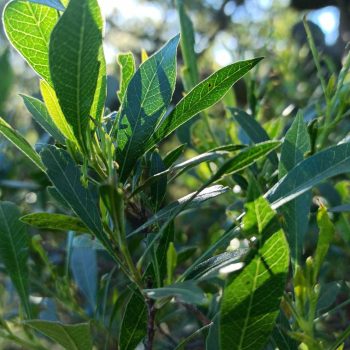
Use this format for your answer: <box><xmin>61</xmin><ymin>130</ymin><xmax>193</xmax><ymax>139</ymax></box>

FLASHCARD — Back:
<box><xmin>0</xmin><ymin>50</ymin><xmax>14</xmax><ymax>114</ymax></box>
<box><xmin>145</xmin><ymin>281</ymin><xmax>206</xmax><ymax>305</ymax></box>
<box><xmin>71</xmin><ymin>246</ymin><xmax>97</xmax><ymax>311</ymax></box>
<box><xmin>116</xmin><ymin>35</ymin><xmax>180</xmax><ymax>180</ymax></box>
<box><xmin>220</xmin><ymin>194</ymin><xmax>289</xmax><ymax>350</ymax></box>
<box><xmin>229</xmin><ymin>107</ymin><xmax>278</xmax><ymax>166</ymax></box>
<box><xmin>40</xmin><ymin>146</ymin><xmax>114</xmax><ymax>254</ymax></box>
<box><xmin>28</xmin><ymin>0</ymin><xmax>65</xmax><ymax>11</ymax></box>
<box><xmin>49</xmin><ymin>0</ymin><xmax>103</xmax><ymax>148</ymax></box>
<box><xmin>187</xmin><ymin>249</ymin><xmax>248</xmax><ymax>281</ymax></box>
<box><xmin>90</xmin><ymin>47</ymin><xmax>107</xmax><ymax>122</ymax></box>
<box><xmin>210</xmin><ymin>141</ymin><xmax>281</xmax><ymax>183</ymax></box>
<box><xmin>149</xmin><ymin>151</ymin><xmax>167</xmax><ymax>210</ymax></box>
<box><xmin>117</xmin><ymin>52</ymin><xmax>136</xmax><ymax>103</ymax></box>
<box><xmin>3</xmin><ymin>0</ymin><xmax>58</xmax><ymax>82</ymax></box>
<box><xmin>0</xmin><ymin>117</ymin><xmax>45</xmax><ymax>171</ymax></box>
<box><xmin>128</xmin><ymin>185</ymin><xmax>229</xmax><ymax>237</ymax></box>
<box><xmin>120</xmin><ymin>290</ymin><xmax>147</xmax><ymax>350</ymax></box>
<box><xmin>20</xmin><ymin>213</ymin><xmax>88</xmax><ymax>233</ymax></box>
<box><xmin>266</xmin><ymin>143</ymin><xmax>350</xmax><ymax>209</ymax></box>
<box><xmin>278</xmin><ymin>113</ymin><xmax>311</xmax><ymax>268</ymax></box>
<box><xmin>176</xmin><ymin>0</ymin><xmax>199</xmax><ymax>90</ymax></box>
<box><xmin>146</xmin><ymin>58</ymin><xmax>263</xmax><ymax>150</ymax></box>
<box><xmin>0</xmin><ymin>202</ymin><xmax>31</xmax><ymax>318</ymax></box>
<box><xmin>25</xmin><ymin>320</ymin><xmax>92</xmax><ymax>350</ymax></box>
<box><xmin>163</xmin><ymin>143</ymin><xmax>186</xmax><ymax>168</ymax></box>
<box><xmin>21</xmin><ymin>94</ymin><xmax>65</xmax><ymax>144</ymax></box>
<box><xmin>313</xmin><ymin>206</ymin><xmax>335</xmax><ymax>281</ymax></box>
<box><xmin>40</xmin><ymin>80</ymin><xmax>76</xmax><ymax>142</ymax></box>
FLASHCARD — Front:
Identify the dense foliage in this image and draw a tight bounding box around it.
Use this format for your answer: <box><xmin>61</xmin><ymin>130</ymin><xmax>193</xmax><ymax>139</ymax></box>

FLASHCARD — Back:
<box><xmin>0</xmin><ymin>0</ymin><xmax>349</xmax><ymax>349</ymax></box>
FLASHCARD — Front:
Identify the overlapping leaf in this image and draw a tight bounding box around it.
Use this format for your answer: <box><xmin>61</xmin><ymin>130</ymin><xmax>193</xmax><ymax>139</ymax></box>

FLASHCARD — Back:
<box><xmin>115</xmin><ymin>35</ymin><xmax>180</xmax><ymax>180</ymax></box>
<box><xmin>49</xmin><ymin>0</ymin><xmax>103</xmax><ymax>148</ymax></box>
<box><xmin>145</xmin><ymin>58</ymin><xmax>263</xmax><ymax>151</ymax></box>
<box><xmin>3</xmin><ymin>0</ymin><xmax>58</xmax><ymax>82</ymax></box>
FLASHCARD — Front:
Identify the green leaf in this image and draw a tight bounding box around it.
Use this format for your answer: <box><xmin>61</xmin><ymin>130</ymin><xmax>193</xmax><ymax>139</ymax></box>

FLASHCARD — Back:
<box><xmin>3</xmin><ymin>0</ymin><xmax>58</xmax><ymax>82</ymax></box>
<box><xmin>186</xmin><ymin>250</ymin><xmax>248</xmax><ymax>281</ymax></box>
<box><xmin>21</xmin><ymin>94</ymin><xmax>65</xmax><ymax>144</ymax></box>
<box><xmin>0</xmin><ymin>201</ymin><xmax>31</xmax><ymax>318</ymax></box>
<box><xmin>117</xmin><ymin>52</ymin><xmax>136</xmax><ymax>103</ymax></box>
<box><xmin>149</xmin><ymin>151</ymin><xmax>167</xmax><ymax>210</ymax></box>
<box><xmin>210</xmin><ymin>141</ymin><xmax>281</xmax><ymax>183</ymax></box>
<box><xmin>27</xmin><ymin>0</ymin><xmax>65</xmax><ymax>11</ymax></box>
<box><xmin>220</xmin><ymin>195</ymin><xmax>289</xmax><ymax>350</ymax></box>
<box><xmin>40</xmin><ymin>80</ymin><xmax>76</xmax><ymax>142</ymax></box>
<box><xmin>128</xmin><ymin>185</ymin><xmax>229</xmax><ymax>237</ymax></box>
<box><xmin>25</xmin><ymin>320</ymin><xmax>92</xmax><ymax>350</ymax></box>
<box><xmin>278</xmin><ymin>113</ymin><xmax>311</xmax><ymax>269</ymax></box>
<box><xmin>120</xmin><ymin>290</ymin><xmax>147</xmax><ymax>350</ymax></box>
<box><xmin>229</xmin><ymin>107</ymin><xmax>278</xmax><ymax>166</ymax></box>
<box><xmin>0</xmin><ymin>117</ymin><xmax>45</xmax><ymax>172</ymax></box>
<box><xmin>176</xmin><ymin>0</ymin><xmax>199</xmax><ymax>90</ymax></box>
<box><xmin>166</xmin><ymin>242</ymin><xmax>177</xmax><ymax>285</ymax></box>
<box><xmin>0</xmin><ymin>49</ymin><xmax>14</xmax><ymax>114</ymax></box>
<box><xmin>115</xmin><ymin>34</ymin><xmax>180</xmax><ymax>180</ymax></box>
<box><xmin>267</xmin><ymin>143</ymin><xmax>350</xmax><ymax>209</ymax></box>
<box><xmin>40</xmin><ymin>146</ymin><xmax>114</xmax><ymax>254</ymax></box>
<box><xmin>163</xmin><ymin>143</ymin><xmax>186</xmax><ymax>168</ymax></box>
<box><xmin>90</xmin><ymin>47</ymin><xmax>107</xmax><ymax>122</ymax></box>
<box><xmin>49</xmin><ymin>0</ymin><xmax>103</xmax><ymax>148</ymax></box>
<box><xmin>20</xmin><ymin>213</ymin><xmax>88</xmax><ymax>233</ymax></box>
<box><xmin>145</xmin><ymin>281</ymin><xmax>206</xmax><ymax>305</ymax></box>
<box><xmin>313</xmin><ymin>206</ymin><xmax>335</xmax><ymax>281</ymax></box>
<box><xmin>146</xmin><ymin>58</ymin><xmax>263</xmax><ymax>150</ymax></box>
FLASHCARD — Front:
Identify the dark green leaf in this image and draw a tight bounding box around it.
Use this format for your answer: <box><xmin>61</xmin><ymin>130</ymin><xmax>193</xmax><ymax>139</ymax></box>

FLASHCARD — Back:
<box><xmin>120</xmin><ymin>290</ymin><xmax>147</xmax><ymax>350</ymax></box>
<box><xmin>128</xmin><ymin>185</ymin><xmax>229</xmax><ymax>237</ymax></box>
<box><xmin>3</xmin><ymin>0</ymin><xmax>58</xmax><ymax>82</ymax></box>
<box><xmin>229</xmin><ymin>107</ymin><xmax>278</xmax><ymax>166</ymax></box>
<box><xmin>267</xmin><ymin>143</ymin><xmax>350</xmax><ymax>209</ymax></box>
<box><xmin>116</xmin><ymin>34</ymin><xmax>180</xmax><ymax>180</ymax></box>
<box><xmin>0</xmin><ymin>50</ymin><xmax>14</xmax><ymax>114</ymax></box>
<box><xmin>20</xmin><ymin>213</ymin><xmax>88</xmax><ymax>233</ymax></box>
<box><xmin>0</xmin><ymin>117</ymin><xmax>45</xmax><ymax>172</ymax></box>
<box><xmin>278</xmin><ymin>112</ymin><xmax>311</xmax><ymax>268</ymax></box>
<box><xmin>25</xmin><ymin>320</ymin><xmax>92</xmax><ymax>350</ymax></box>
<box><xmin>163</xmin><ymin>143</ymin><xmax>186</xmax><ymax>168</ymax></box>
<box><xmin>145</xmin><ymin>281</ymin><xmax>206</xmax><ymax>305</ymax></box>
<box><xmin>117</xmin><ymin>52</ymin><xmax>136</xmax><ymax>103</ymax></box>
<box><xmin>146</xmin><ymin>58</ymin><xmax>263</xmax><ymax>150</ymax></box>
<box><xmin>0</xmin><ymin>202</ymin><xmax>31</xmax><ymax>318</ymax></box>
<box><xmin>21</xmin><ymin>94</ymin><xmax>65</xmax><ymax>144</ymax></box>
<box><xmin>220</xmin><ymin>194</ymin><xmax>289</xmax><ymax>350</ymax></box>
<box><xmin>149</xmin><ymin>151</ymin><xmax>167</xmax><ymax>210</ymax></box>
<box><xmin>49</xmin><ymin>0</ymin><xmax>103</xmax><ymax>148</ymax></box>
<box><xmin>40</xmin><ymin>146</ymin><xmax>115</xmax><ymax>257</ymax></box>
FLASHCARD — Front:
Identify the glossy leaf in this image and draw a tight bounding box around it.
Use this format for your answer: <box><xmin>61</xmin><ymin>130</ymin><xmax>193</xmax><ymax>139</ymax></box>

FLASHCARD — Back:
<box><xmin>21</xmin><ymin>94</ymin><xmax>65</xmax><ymax>144</ymax></box>
<box><xmin>145</xmin><ymin>281</ymin><xmax>206</xmax><ymax>305</ymax></box>
<box><xmin>220</xmin><ymin>194</ymin><xmax>289</xmax><ymax>350</ymax></box>
<box><xmin>3</xmin><ymin>0</ymin><xmax>58</xmax><ymax>82</ymax></box>
<box><xmin>278</xmin><ymin>113</ymin><xmax>311</xmax><ymax>268</ymax></box>
<box><xmin>128</xmin><ymin>185</ymin><xmax>229</xmax><ymax>237</ymax></box>
<box><xmin>266</xmin><ymin>143</ymin><xmax>350</xmax><ymax>209</ymax></box>
<box><xmin>49</xmin><ymin>0</ymin><xmax>103</xmax><ymax>148</ymax></box>
<box><xmin>116</xmin><ymin>34</ymin><xmax>180</xmax><ymax>180</ymax></box>
<box><xmin>117</xmin><ymin>52</ymin><xmax>136</xmax><ymax>103</ymax></box>
<box><xmin>0</xmin><ymin>117</ymin><xmax>45</xmax><ymax>172</ymax></box>
<box><xmin>0</xmin><ymin>202</ymin><xmax>31</xmax><ymax>318</ymax></box>
<box><xmin>27</xmin><ymin>0</ymin><xmax>65</xmax><ymax>10</ymax></box>
<box><xmin>146</xmin><ymin>58</ymin><xmax>263</xmax><ymax>150</ymax></box>
<box><xmin>229</xmin><ymin>107</ymin><xmax>278</xmax><ymax>166</ymax></box>
<box><xmin>40</xmin><ymin>80</ymin><xmax>76</xmax><ymax>142</ymax></box>
<box><xmin>20</xmin><ymin>213</ymin><xmax>88</xmax><ymax>233</ymax></box>
<box><xmin>25</xmin><ymin>320</ymin><xmax>92</xmax><ymax>350</ymax></box>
